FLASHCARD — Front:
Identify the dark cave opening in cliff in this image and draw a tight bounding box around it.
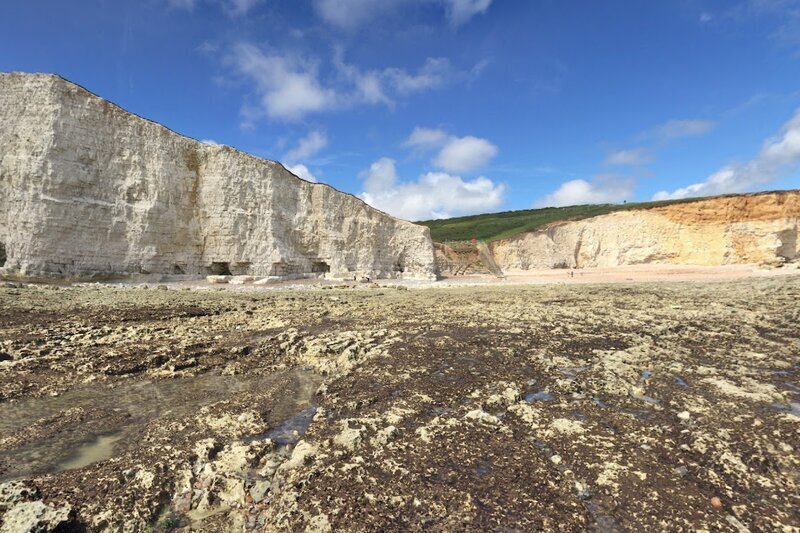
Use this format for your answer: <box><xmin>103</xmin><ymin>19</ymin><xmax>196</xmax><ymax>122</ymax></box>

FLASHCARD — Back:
<box><xmin>210</xmin><ymin>262</ymin><xmax>232</xmax><ymax>275</ymax></box>
<box><xmin>0</xmin><ymin>242</ymin><xmax>6</xmax><ymax>267</ymax></box>
<box><xmin>312</xmin><ymin>261</ymin><xmax>330</xmax><ymax>273</ymax></box>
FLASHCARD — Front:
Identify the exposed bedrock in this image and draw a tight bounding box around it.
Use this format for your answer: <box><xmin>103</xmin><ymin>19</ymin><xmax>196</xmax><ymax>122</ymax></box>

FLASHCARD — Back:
<box><xmin>490</xmin><ymin>191</ymin><xmax>800</xmax><ymax>271</ymax></box>
<box><xmin>0</xmin><ymin>73</ymin><xmax>437</xmax><ymax>280</ymax></box>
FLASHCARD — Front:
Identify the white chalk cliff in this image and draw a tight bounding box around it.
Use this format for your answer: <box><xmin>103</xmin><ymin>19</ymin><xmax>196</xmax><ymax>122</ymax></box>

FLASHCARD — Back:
<box><xmin>0</xmin><ymin>73</ymin><xmax>437</xmax><ymax>279</ymax></box>
<box><xmin>490</xmin><ymin>191</ymin><xmax>799</xmax><ymax>271</ymax></box>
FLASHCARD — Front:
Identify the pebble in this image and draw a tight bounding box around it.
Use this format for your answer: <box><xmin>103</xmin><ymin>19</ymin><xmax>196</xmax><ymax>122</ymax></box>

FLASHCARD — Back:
<box><xmin>710</xmin><ymin>497</ymin><xmax>723</xmax><ymax>508</ymax></box>
<box><xmin>677</xmin><ymin>411</ymin><xmax>691</xmax><ymax>421</ymax></box>
<box><xmin>550</xmin><ymin>455</ymin><xmax>562</xmax><ymax>465</ymax></box>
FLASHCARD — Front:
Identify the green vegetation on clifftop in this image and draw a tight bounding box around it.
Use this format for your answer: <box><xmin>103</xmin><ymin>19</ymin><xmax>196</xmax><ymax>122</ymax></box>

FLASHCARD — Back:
<box><xmin>417</xmin><ymin>198</ymin><xmax>702</xmax><ymax>243</ymax></box>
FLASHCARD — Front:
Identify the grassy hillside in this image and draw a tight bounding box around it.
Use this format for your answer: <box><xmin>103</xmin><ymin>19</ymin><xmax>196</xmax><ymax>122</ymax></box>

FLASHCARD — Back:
<box><xmin>417</xmin><ymin>198</ymin><xmax>701</xmax><ymax>243</ymax></box>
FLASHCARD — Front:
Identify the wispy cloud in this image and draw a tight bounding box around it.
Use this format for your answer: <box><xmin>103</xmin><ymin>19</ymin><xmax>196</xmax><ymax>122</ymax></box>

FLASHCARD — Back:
<box><xmin>359</xmin><ymin>157</ymin><xmax>505</xmax><ymax>220</ymax></box>
<box><xmin>535</xmin><ymin>175</ymin><xmax>635</xmax><ymax>208</ymax></box>
<box><xmin>333</xmin><ymin>53</ymin><xmax>457</xmax><ymax>108</ymax></box>
<box><xmin>705</xmin><ymin>1</ymin><xmax>800</xmax><ymax>53</ymax></box>
<box><xmin>225</xmin><ymin>0</ymin><xmax>261</xmax><ymax>16</ymax></box>
<box><xmin>313</xmin><ymin>0</ymin><xmax>492</xmax><ymax>30</ymax></box>
<box><xmin>444</xmin><ymin>0</ymin><xmax>492</xmax><ymax>27</ymax></box>
<box><xmin>284</xmin><ymin>130</ymin><xmax>328</xmax><ymax>162</ymax></box>
<box><xmin>167</xmin><ymin>0</ymin><xmax>195</xmax><ymax>9</ymax></box>
<box><xmin>228</xmin><ymin>44</ymin><xmax>467</xmax><ymax>122</ymax></box>
<box><xmin>648</xmin><ymin>118</ymin><xmax>717</xmax><ymax>140</ymax></box>
<box><xmin>604</xmin><ymin>147</ymin><xmax>654</xmax><ymax>166</ymax></box>
<box><xmin>605</xmin><ymin>118</ymin><xmax>716</xmax><ymax>171</ymax></box>
<box><xmin>165</xmin><ymin>0</ymin><xmax>261</xmax><ymax>16</ymax></box>
<box><xmin>653</xmin><ymin>108</ymin><xmax>800</xmax><ymax>200</ymax></box>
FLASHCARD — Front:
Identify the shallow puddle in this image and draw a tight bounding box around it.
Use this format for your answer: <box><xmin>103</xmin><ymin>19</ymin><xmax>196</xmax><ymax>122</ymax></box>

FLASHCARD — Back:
<box><xmin>57</xmin><ymin>434</ymin><xmax>124</xmax><ymax>471</ymax></box>
<box><xmin>525</xmin><ymin>391</ymin><xmax>554</xmax><ymax>403</ymax></box>
<box><xmin>770</xmin><ymin>402</ymin><xmax>800</xmax><ymax>416</ymax></box>
<box><xmin>247</xmin><ymin>406</ymin><xmax>317</xmax><ymax>446</ymax></box>
<box><xmin>0</xmin><ymin>369</ymin><xmax>319</xmax><ymax>480</ymax></box>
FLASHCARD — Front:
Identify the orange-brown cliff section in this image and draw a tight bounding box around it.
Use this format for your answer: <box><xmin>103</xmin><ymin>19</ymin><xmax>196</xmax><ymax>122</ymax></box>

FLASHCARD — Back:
<box><xmin>488</xmin><ymin>190</ymin><xmax>799</xmax><ymax>271</ymax></box>
<box><xmin>648</xmin><ymin>190</ymin><xmax>800</xmax><ymax>225</ymax></box>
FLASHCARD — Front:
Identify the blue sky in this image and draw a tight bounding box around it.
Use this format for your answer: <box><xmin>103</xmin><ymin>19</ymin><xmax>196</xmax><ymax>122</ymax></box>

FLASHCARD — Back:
<box><xmin>2</xmin><ymin>0</ymin><xmax>799</xmax><ymax>220</ymax></box>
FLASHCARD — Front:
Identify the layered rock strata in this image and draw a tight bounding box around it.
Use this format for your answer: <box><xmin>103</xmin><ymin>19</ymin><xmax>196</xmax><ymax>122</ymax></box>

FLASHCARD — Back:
<box><xmin>0</xmin><ymin>73</ymin><xmax>437</xmax><ymax>279</ymax></box>
<box><xmin>490</xmin><ymin>191</ymin><xmax>799</xmax><ymax>271</ymax></box>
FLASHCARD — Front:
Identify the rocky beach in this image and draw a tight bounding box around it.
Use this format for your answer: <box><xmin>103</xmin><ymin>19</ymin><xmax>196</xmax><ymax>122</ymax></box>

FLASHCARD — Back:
<box><xmin>0</xmin><ymin>276</ymin><xmax>798</xmax><ymax>531</ymax></box>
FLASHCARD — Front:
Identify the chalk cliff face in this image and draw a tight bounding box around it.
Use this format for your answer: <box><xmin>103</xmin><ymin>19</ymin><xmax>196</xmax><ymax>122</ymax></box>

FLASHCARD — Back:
<box><xmin>490</xmin><ymin>191</ymin><xmax>799</xmax><ymax>271</ymax></box>
<box><xmin>0</xmin><ymin>73</ymin><xmax>437</xmax><ymax>279</ymax></box>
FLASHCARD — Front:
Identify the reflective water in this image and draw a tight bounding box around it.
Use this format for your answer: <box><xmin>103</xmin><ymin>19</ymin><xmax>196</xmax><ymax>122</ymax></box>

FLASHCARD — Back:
<box><xmin>525</xmin><ymin>391</ymin><xmax>555</xmax><ymax>403</ymax></box>
<box><xmin>0</xmin><ymin>369</ymin><xmax>319</xmax><ymax>480</ymax></box>
<box><xmin>770</xmin><ymin>402</ymin><xmax>800</xmax><ymax>416</ymax></box>
<box><xmin>674</xmin><ymin>376</ymin><xmax>690</xmax><ymax>388</ymax></box>
<box><xmin>246</xmin><ymin>406</ymin><xmax>317</xmax><ymax>446</ymax></box>
<box><xmin>57</xmin><ymin>434</ymin><xmax>124</xmax><ymax>471</ymax></box>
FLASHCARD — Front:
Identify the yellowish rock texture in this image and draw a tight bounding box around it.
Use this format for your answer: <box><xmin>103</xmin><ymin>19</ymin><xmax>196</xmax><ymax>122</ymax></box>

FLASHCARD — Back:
<box><xmin>0</xmin><ymin>73</ymin><xmax>437</xmax><ymax>279</ymax></box>
<box><xmin>490</xmin><ymin>191</ymin><xmax>799</xmax><ymax>271</ymax></box>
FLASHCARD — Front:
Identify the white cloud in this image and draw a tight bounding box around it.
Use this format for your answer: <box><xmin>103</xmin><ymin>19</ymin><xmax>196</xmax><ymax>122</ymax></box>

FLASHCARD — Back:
<box><xmin>313</xmin><ymin>0</ymin><xmax>492</xmax><ymax>30</ymax></box>
<box><xmin>403</xmin><ymin>127</ymin><xmax>450</xmax><ymax>149</ymax></box>
<box><xmin>229</xmin><ymin>44</ymin><xmax>462</xmax><ymax>122</ymax></box>
<box><xmin>649</xmin><ymin>118</ymin><xmax>716</xmax><ymax>140</ymax></box>
<box><xmin>286</xmin><ymin>163</ymin><xmax>319</xmax><ymax>183</ymax></box>
<box><xmin>604</xmin><ymin>147</ymin><xmax>654</xmax><ymax>166</ymax></box>
<box><xmin>402</xmin><ymin>127</ymin><xmax>498</xmax><ymax>172</ymax></box>
<box><xmin>363</xmin><ymin>157</ymin><xmax>400</xmax><ymax>192</ymax></box>
<box><xmin>445</xmin><ymin>0</ymin><xmax>492</xmax><ymax>27</ymax></box>
<box><xmin>359</xmin><ymin>158</ymin><xmax>505</xmax><ymax>220</ymax></box>
<box><xmin>200</xmin><ymin>139</ymin><xmax>220</xmax><ymax>145</ymax></box>
<box><xmin>433</xmin><ymin>135</ymin><xmax>498</xmax><ymax>172</ymax></box>
<box><xmin>653</xmin><ymin>109</ymin><xmax>800</xmax><ymax>200</ymax></box>
<box><xmin>230</xmin><ymin>44</ymin><xmax>336</xmax><ymax>122</ymax></box>
<box><xmin>535</xmin><ymin>176</ymin><xmax>635</xmax><ymax>208</ymax></box>
<box><xmin>284</xmin><ymin>130</ymin><xmax>328</xmax><ymax>162</ymax></box>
